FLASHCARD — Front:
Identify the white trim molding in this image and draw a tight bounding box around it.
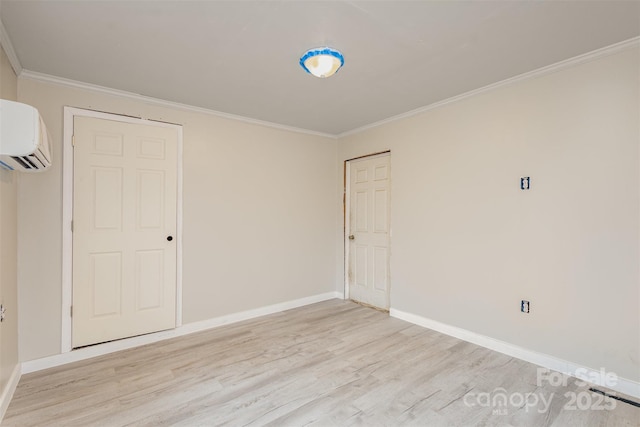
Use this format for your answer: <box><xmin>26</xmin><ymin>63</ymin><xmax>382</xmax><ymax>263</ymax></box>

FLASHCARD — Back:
<box><xmin>390</xmin><ymin>308</ymin><xmax>640</xmax><ymax>399</ymax></box>
<box><xmin>15</xmin><ymin>37</ymin><xmax>640</xmax><ymax>140</ymax></box>
<box><xmin>339</xmin><ymin>36</ymin><xmax>640</xmax><ymax>138</ymax></box>
<box><xmin>20</xmin><ymin>70</ymin><xmax>336</xmax><ymax>139</ymax></box>
<box><xmin>0</xmin><ymin>364</ymin><xmax>21</xmax><ymax>422</ymax></box>
<box><xmin>25</xmin><ymin>291</ymin><xmax>341</xmax><ymax>374</ymax></box>
<box><xmin>0</xmin><ymin>18</ymin><xmax>22</xmax><ymax>76</ymax></box>
<box><xmin>61</xmin><ymin>107</ymin><xmax>185</xmax><ymax>353</ymax></box>
<box><xmin>343</xmin><ymin>161</ymin><xmax>351</xmax><ymax>300</ymax></box>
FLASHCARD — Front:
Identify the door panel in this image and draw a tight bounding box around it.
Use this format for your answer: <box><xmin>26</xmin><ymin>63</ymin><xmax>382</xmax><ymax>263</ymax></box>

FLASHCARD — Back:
<box><xmin>73</xmin><ymin>116</ymin><xmax>178</xmax><ymax>348</ymax></box>
<box><xmin>93</xmin><ymin>167</ymin><xmax>123</xmax><ymax>230</ymax></box>
<box><xmin>90</xmin><ymin>252</ymin><xmax>122</xmax><ymax>317</ymax></box>
<box><xmin>348</xmin><ymin>154</ymin><xmax>391</xmax><ymax>309</ymax></box>
<box><xmin>355</xmin><ymin>190</ymin><xmax>368</xmax><ymax>231</ymax></box>
<box><xmin>374</xmin><ymin>247</ymin><xmax>388</xmax><ymax>291</ymax></box>
<box><xmin>135</xmin><ymin>249</ymin><xmax>164</xmax><ymax>310</ymax></box>
<box><xmin>137</xmin><ymin>170</ymin><xmax>165</xmax><ymax>229</ymax></box>
<box><xmin>355</xmin><ymin>245</ymin><xmax>368</xmax><ymax>287</ymax></box>
<box><xmin>374</xmin><ymin>188</ymin><xmax>388</xmax><ymax>232</ymax></box>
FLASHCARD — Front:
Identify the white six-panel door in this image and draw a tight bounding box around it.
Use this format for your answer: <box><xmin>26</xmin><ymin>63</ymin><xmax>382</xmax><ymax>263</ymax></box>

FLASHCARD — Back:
<box><xmin>72</xmin><ymin>117</ymin><xmax>178</xmax><ymax>348</ymax></box>
<box><xmin>348</xmin><ymin>154</ymin><xmax>391</xmax><ymax>309</ymax></box>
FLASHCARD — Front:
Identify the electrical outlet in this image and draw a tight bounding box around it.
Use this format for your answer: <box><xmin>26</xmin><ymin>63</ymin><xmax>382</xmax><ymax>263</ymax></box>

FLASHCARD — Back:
<box><xmin>520</xmin><ymin>177</ymin><xmax>530</xmax><ymax>190</ymax></box>
<box><xmin>0</xmin><ymin>304</ymin><xmax>5</xmax><ymax>322</ymax></box>
<box><xmin>521</xmin><ymin>300</ymin><xmax>530</xmax><ymax>313</ymax></box>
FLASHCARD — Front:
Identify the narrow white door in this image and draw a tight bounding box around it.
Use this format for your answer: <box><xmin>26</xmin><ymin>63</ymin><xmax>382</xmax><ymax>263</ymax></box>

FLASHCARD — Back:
<box><xmin>72</xmin><ymin>117</ymin><xmax>178</xmax><ymax>348</ymax></box>
<box><xmin>348</xmin><ymin>154</ymin><xmax>391</xmax><ymax>309</ymax></box>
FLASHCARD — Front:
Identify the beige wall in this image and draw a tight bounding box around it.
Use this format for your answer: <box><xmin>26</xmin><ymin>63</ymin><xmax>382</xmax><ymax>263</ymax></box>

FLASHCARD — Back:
<box><xmin>11</xmin><ymin>42</ymin><xmax>639</xmax><ymax>386</ymax></box>
<box><xmin>17</xmin><ymin>79</ymin><xmax>338</xmax><ymax>361</ymax></box>
<box><xmin>338</xmin><ymin>48</ymin><xmax>640</xmax><ymax>382</ymax></box>
<box><xmin>0</xmin><ymin>44</ymin><xmax>19</xmax><ymax>400</ymax></box>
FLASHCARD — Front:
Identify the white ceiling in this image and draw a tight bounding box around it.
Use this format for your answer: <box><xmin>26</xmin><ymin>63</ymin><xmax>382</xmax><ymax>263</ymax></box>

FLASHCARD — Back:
<box><xmin>1</xmin><ymin>1</ymin><xmax>639</xmax><ymax>136</ymax></box>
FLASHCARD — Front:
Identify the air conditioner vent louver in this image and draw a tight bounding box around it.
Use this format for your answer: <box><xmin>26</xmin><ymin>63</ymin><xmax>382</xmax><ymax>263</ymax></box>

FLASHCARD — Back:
<box><xmin>11</xmin><ymin>156</ymin><xmax>33</xmax><ymax>169</ymax></box>
<box><xmin>0</xmin><ymin>100</ymin><xmax>52</xmax><ymax>172</ymax></box>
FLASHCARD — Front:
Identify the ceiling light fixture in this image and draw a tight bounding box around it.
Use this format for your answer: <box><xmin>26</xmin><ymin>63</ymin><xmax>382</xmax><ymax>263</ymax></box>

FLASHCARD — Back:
<box><xmin>299</xmin><ymin>47</ymin><xmax>344</xmax><ymax>78</ymax></box>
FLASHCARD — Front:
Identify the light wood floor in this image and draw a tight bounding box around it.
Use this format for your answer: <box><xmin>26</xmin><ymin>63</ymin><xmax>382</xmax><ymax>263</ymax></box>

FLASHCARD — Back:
<box><xmin>4</xmin><ymin>300</ymin><xmax>639</xmax><ymax>426</ymax></box>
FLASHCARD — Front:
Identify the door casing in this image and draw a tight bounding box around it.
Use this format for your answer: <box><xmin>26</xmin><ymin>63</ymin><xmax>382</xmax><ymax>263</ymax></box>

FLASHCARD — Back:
<box><xmin>62</xmin><ymin>107</ymin><xmax>183</xmax><ymax>353</ymax></box>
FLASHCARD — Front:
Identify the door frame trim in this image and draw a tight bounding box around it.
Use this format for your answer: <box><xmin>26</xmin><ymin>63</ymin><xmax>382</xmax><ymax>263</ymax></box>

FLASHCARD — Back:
<box><xmin>61</xmin><ymin>107</ymin><xmax>184</xmax><ymax>353</ymax></box>
<box><xmin>343</xmin><ymin>150</ymin><xmax>391</xmax><ymax>302</ymax></box>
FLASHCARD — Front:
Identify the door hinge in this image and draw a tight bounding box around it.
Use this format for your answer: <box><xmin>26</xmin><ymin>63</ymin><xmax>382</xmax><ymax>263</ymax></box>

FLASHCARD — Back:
<box><xmin>71</xmin><ymin>220</ymin><xmax>73</xmax><ymax>232</ymax></box>
<box><xmin>72</xmin><ymin>135</ymin><xmax>75</xmax><ymax>147</ymax></box>
<box><xmin>70</xmin><ymin>305</ymin><xmax>73</xmax><ymax>317</ymax></box>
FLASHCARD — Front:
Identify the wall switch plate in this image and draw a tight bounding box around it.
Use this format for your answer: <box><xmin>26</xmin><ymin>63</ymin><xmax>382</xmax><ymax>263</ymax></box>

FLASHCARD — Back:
<box><xmin>520</xmin><ymin>177</ymin><xmax>530</xmax><ymax>190</ymax></box>
<box><xmin>521</xmin><ymin>300</ymin><xmax>530</xmax><ymax>313</ymax></box>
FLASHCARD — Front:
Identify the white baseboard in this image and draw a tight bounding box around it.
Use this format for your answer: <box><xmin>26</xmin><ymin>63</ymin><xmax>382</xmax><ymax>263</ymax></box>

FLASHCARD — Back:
<box><xmin>390</xmin><ymin>308</ymin><xmax>640</xmax><ymax>399</ymax></box>
<box><xmin>22</xmin><ymin>291</ymin><xmax>341</xmax><ymax>374</ymax></box>
<box><xmin>177</xmin><ymin>291</ymin><xmax>342</xmax><ymax>335</ymax></box>
<box><xmin>0</xmin><ymin>364</ymin><xmax>21</xmax><ymax>422</ymax></box>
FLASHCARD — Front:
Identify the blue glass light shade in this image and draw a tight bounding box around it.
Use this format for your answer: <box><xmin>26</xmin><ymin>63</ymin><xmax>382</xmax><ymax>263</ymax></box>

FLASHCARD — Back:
<box><xmin>299</xmin><ymin>47</ymin><xmax>344</xmax><ymax>78</ymax></box>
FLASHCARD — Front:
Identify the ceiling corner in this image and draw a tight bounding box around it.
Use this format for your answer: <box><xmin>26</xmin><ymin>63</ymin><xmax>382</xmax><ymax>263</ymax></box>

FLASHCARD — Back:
<box><xmin>0</xmin><ymin>17</ymin><xmax>22</xmax><ymax>76</ymax></box>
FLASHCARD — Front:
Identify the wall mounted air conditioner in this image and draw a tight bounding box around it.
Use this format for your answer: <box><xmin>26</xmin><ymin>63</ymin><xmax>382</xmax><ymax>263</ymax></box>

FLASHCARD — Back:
<box><xmin>0</xmin><ymin>99</ymin><xmax>52</xmax><ymax>172</ymax></box>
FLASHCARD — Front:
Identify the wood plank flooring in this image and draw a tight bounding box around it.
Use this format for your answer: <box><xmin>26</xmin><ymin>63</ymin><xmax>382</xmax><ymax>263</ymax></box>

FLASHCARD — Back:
<box><xmin>4</xmin><ymin>300</ymin><xmax>639</xmax><ymax>426</ymax></box>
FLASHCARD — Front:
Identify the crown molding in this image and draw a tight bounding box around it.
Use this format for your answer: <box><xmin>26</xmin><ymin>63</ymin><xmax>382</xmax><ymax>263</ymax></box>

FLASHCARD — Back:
<box><xmin>15</xmin><ymin>36</ymin><xmax>639</xmax><ymax>140</ymax></box>
<box><xmin>339</xmin><ymin>36</ymin><xmax>640</xmax><ymax>138</ymax></box>
<box><xmin>0</xmin><ymin>18</ymin><xmax>22</xmax><ymax>76</ymax></box>
<box><xmin>18</xmin><ymin>70</ymin><xmax>338</xmax><ymax>140</ymax></box>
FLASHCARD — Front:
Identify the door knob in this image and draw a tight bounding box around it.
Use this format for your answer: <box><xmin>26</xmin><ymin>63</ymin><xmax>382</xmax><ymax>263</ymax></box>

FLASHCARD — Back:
<box><xmin>348</xmin><ymin>235</ymin><xmax>355</xmax><ymax>240</ymax></box>
<box><xmin>167</xmin><ymin>236</ymin><xmax>173</xmax><ymax>241</ymax></box>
